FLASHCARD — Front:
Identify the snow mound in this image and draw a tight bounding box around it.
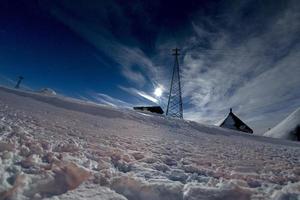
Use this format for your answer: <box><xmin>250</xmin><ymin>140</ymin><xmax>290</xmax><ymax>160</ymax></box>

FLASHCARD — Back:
<box><xmin>183</xmin><ymin>182</ymin><xmax>252</xmax><ymax>200</ymax></box>
<box><xmin>110</xmin><ymin>175</ymin><xmax>183</xmax><ymax>200</ymax></box>
<box><xmin>44</xmin><ymin>183</ymin><xmax>127</xmax><ymax>200</ymax></box>
<box><xmin>264</xmin><ymin>108</ymin><xmax>300</xmax><ymax>141</ymax></box>
<box><xmin>38</xmin><ymin>88</ymin><xmax>57</xmax><ymax>95</ymax></box>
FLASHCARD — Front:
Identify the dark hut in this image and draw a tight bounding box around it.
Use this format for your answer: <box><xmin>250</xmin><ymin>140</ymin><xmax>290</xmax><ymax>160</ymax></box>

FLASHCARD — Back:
<box><xmin>219</xmin><ymin>108</ymin><xmax>253</xmax><ymax>134</ymax></box>
<box><xmin>133</xmin><ymin>106</ymin><xmax>164</xmax><ymax>115</ymax></box>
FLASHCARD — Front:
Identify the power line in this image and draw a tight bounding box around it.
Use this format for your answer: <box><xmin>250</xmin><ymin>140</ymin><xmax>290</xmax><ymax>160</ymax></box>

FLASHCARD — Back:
<box><xmin>157</xmin><ymin>47</ymin><xmax>275</xmax><ymax>57</ymax></box>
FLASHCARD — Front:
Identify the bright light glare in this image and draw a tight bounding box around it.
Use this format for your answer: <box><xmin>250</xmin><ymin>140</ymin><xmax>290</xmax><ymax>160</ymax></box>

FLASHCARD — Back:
<box><xmin>154</xmin><ymin>87</ymin><xmax>163</xmax><ymax>97</ymax></box>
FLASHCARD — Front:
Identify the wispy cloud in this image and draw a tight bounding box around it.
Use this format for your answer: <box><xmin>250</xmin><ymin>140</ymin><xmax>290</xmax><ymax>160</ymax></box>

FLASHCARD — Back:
<box><xmin>180</xmin><ymin>0</ymin><xmax>300</xmax><ymax>133</ymax></box>
<box><xmin>137</xmin><ymin>92</ymin><xmax>158</xmax><ymax>103</ymax></box>
<box><xmin>88</xmin><ymin>92</ymin><xmax>133</xmax><ymax>108</ymax></box>
<box><xmin>46</xmin><ymin>2</ymin><xmax>163</xmax><ymax>87</ymax></box>
<box><xmin>118</xmin><ymin>86</ymin><xmax>159</xmax><ymax>104</ymax></box>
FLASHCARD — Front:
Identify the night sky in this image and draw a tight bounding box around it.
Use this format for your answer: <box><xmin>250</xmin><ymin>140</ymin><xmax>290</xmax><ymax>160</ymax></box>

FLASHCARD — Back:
<box><xmin>0</xmin><ymin>0</ymin><xmax>299</xmax><ymax>134</ymax></box>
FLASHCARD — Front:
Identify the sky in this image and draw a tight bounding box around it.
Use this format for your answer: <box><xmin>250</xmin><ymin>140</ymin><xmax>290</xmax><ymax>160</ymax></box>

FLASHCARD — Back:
<box><xmin>0</xmin><ymin>0</ymin><xmax>299</xmax><ymax>134</ymax></box>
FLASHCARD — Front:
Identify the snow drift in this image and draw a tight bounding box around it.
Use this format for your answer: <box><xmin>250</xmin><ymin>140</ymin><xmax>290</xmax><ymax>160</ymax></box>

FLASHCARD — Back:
<box><xmin>0</xmin><ymin>86</ymin><xmax>299</xmax><ymax>200</ymax></box>
<box><xmin>264</xmin><ymin>108</ymin><xmax>300</xmax><ymax>141</ymax></box>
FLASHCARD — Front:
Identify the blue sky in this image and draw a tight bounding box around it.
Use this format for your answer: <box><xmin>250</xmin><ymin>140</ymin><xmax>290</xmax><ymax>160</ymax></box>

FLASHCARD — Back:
<box><xmin>0</xmin><ymin>0</ymin><xmax>299</xmax><ymax>134</ymax></box>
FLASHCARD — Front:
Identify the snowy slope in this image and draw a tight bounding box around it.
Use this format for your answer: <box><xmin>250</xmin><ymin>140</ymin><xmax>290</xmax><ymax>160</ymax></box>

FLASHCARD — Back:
<box><xmin>38</xmin><ymin>88</ymin><xmax>57</xmax><ymax>96</ymax></box>
<box><xmin>264</xmin><ymin>108</ymin><xmax>300</xmax><ymax>141</ymax></box>
<box><xmin>0</xmin><ymin>86</ymin><xmax>299</xmax><ymax>200</ymax></box>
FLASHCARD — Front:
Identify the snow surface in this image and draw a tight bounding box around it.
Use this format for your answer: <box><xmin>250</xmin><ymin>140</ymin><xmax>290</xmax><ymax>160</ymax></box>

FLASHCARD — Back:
<box><xmin>0</xmin><ymin>86</ymin><xmax>299</xmax><ymax>200</ymax></box>
<box><xmin>264</xmin><ymin>108</ymin><xmax>300</xmax><ymax>141</ymax></box>
<box><xmin>38</xmin><ymin>88</ymin><xmax>57</xmax><ymax>96</ymax></box>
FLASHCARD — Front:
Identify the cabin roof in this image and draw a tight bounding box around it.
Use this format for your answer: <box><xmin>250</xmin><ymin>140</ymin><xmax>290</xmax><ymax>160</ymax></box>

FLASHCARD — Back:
<box><xmin>220</xmin><ymin>108</ymin><xmax>253</xmax><ymax>133</ymax></box>
<box><xmin>133</xmin><ymin>106</ymin><xmax>164</xmax><ymax>114</ymax></box>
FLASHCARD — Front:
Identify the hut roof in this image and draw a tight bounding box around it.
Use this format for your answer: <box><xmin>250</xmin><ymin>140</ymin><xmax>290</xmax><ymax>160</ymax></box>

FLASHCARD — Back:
<box><xmin>220</xmin><ymin>108</ymin><xmax>253</xmax><ymax>134</ymax></box>
<box><xmin>133</xmin><ymin>106</ymin><xmax>164</xmax><ymax>114</ymax></box>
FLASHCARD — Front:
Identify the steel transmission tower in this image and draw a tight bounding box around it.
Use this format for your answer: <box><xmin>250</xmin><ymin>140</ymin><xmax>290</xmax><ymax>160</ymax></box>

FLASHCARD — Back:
<box><xmin>166</xmin><ymin>48</ymin><xmax>183</xmax><ymax>119</ymax></box>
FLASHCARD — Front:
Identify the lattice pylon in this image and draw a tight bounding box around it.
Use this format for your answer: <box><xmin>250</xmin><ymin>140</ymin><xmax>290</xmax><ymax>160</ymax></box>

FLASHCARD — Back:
<box><xmin>166</xmin><ymin>48</ymin><xmax>183</xmax><ymax>119</ymax></box>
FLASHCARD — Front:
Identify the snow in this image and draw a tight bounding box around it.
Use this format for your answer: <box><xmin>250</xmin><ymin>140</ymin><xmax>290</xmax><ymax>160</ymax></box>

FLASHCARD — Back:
<box><xmin>0</xmin><ymin>86</ymin><xmax>299</xmax><ymax>199</ymax></box>
<box><xmin>264</xmin><ymin>108</ymin><xmax>300</xmax><ymax>141</ymax></box>
<box><xmin>38</xmin><ymin>88</ymin><xmax>57</xmax><ymax>96</ymax></box>
<box><xmin>44</xmin><ymin>183</ymin><xmax>127</xmax><ymax>200</ymax></box>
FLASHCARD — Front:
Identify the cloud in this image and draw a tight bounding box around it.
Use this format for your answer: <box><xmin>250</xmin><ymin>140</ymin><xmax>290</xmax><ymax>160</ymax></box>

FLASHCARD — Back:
<box><xmin>88</xmin><ymin>92</ymin><xmax>133</xmax><ymax>108</ymax></box>
<box><xmin>180</xmin><ymin>0</ymin><xmax>300</xmax><ymax>133</ymax></box>
<box><xmin>118</xmin><ymin>86</ymin><xmax>159</xmax><ymax>104</ymax></box>
<box><xmin>137</xmin><ymin>92</ymin><xmax>158</xmax><ymax>103</ymax></box>
<box><xmin>122</xmin><ymin>66</ymin><xmax>146</xmax><ymax>85</ymax></box>
<box><xmin>44</xmin><ymin>2</ymin><xmax>162</xmax><ymax>87</ymax></box>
